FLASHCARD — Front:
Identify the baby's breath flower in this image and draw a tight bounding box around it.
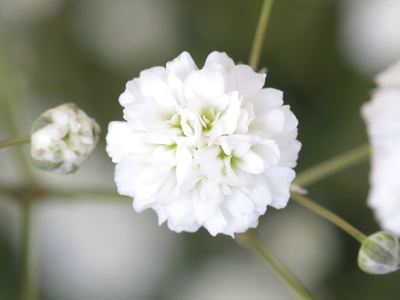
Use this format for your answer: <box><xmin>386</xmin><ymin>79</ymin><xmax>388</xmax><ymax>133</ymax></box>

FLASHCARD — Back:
<box><xmin>31</xmin><ymin>103</ymin><xmax>101</xmax><ymax>175</ymax></box>
<box><xmin>362</xmin><ymin>60</ymin><xmax>400</xmax><ymax>236</ymax></box>
<box><xmin>106</xmin><ymin>52</ymin><xmax>301</xmax><ymax>236</ymax></box>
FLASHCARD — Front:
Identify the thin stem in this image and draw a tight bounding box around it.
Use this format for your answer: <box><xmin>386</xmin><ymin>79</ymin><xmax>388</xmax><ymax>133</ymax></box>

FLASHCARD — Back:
<box><xmin>290</xmin><ymin>192</ymin><xmax>367</xmax><ymax>243</ymax></box>
<box><xmin>237</xmin><ymin>231</ymin><xmax>318</xmax><ymax>300</ymax></box>
<box><xmin>21</xmin><ymin>196</ymin><xmax>38</xmax><ymax>300</ymax></box>
<box><xmin>1</xmin><ymin>20</ymin><xmax>37</xmax><ymax>300</ymax></box>
<box><xmin>0</xmin><ymin>28</ymin><xmax>33</xmax><ymax>180</ymax></box>
<box><xmin>48</xmin><ymin>187</ymin><xmax>129</xmax><ymax>201</ymax></box>
<box><xmin>0</xmin><ymin>183</ymin><xmax>19</xmax><ymax>196</ymax></box>
<box><xmin>0</xmin><ymin>135</ymin><xmax>30</xmax><ymax>149</ymax></box>
<box><xmin>249</xmin><ymin>0</ymin><xmax>274</xmax><ymax>71</ymax></box>
<box><xmin>293</xmin><ymin>143</ymin><xmax>370</xmax><ymax>187</ymax></box>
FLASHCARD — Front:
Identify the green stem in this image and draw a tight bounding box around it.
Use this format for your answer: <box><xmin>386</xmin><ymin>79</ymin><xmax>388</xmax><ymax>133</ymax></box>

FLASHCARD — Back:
<box><xmin>293</xmin><ymin>143</ymin><xmax>370</xmax><ymax>187</ymax></box>
<box><xmin>0</xmin><ymin>135</ymin><xmax>30</xmax><ymax>149</ymax></box>
<box><xmin>249</xmin><ymin>0</ymin><xmax>274</xmax><ymax>71</ymax></box>
<box><xmin>21</xmin><ymin>196</ymin><xmax>38</xmax><ymax>300</ymax></box>
<box><xmin>290</xmin><ymin>192</ymin><xmax>367</xmax><ymax>243</ymax></box>
<box><xmin>0</xmin><ymin>183</ymin><xmax>19</xmax><ymax>196</ymax></box>
<box><xmin>0</xmin><ymin>29</ymin><xmax>33</xmax><ymax>180</ymax></box>
<box><xmin>48</xmin><ymin>187</ymin><xmax>129</xmax><ymax>200</ymax></box>
<box><xmin>237</xmin><ymin>231</ymin><xmax>318</xmax><ymax>300</ymax></box>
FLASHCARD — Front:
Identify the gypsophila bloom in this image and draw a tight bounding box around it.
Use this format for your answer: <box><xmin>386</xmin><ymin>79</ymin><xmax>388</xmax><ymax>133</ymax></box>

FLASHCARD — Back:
<box><xmin>362</xmin><ymin>60</ymin><xmax>400</xmax><ymax>236</ymax></box>
<box><xmin>106</xmin><ymin>52</ymin><xmax>301</xmax><ymax>236</ymax></box>
<box><xmin>31</xmin><ymin>103</ymin><xmax>101</xmax><ymax>175</ymax></box>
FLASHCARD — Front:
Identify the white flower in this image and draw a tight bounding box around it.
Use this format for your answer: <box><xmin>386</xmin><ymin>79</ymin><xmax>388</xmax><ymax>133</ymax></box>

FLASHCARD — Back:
<box><xmin>106</xmin><ymin>51</ymin><xmax>301</xmax><ymax>236</ymax></box>
<box><xmin>362</xmin><ymin>60</ymin><xmax>400</xmax><ymax>236</ymax></box>
<box><xmin>31</xmin><ymin>103</ymin><xmax>101</xmax><ymax>175</ymax></box>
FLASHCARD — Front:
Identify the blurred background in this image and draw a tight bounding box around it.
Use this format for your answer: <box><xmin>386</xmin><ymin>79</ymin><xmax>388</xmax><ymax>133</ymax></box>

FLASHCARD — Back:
<box><xmin>0</xmin><ymin>0</ymin><xmax>400</xmax><ymax>299</ymax></box>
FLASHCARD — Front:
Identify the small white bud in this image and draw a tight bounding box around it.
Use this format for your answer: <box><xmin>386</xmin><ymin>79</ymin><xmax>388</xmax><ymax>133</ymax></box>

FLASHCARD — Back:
<box><xmin>358</xmin><ymin>231</ymin><xmax>400</xmax><ymax>275</ymax></box>
<box><xmin>30</xmin><ymin>103</ymin><xmax>101</xmax><ymax>175</ymax></box>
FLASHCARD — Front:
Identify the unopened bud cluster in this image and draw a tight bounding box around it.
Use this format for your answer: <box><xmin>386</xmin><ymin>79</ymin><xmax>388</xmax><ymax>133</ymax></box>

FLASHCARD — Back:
<box><xmin>30</xmin><ymin>103</ymin><xmax>101</xmax><ymax>175</ymax></box>
<box><xmin>358</xmin><ymin>231</ymin><xmax>400</xmax><ymax>275</ymax></box>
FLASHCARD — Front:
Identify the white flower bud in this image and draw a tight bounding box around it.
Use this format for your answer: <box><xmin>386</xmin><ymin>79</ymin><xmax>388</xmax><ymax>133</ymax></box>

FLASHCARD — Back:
<box><xmin>30</xmin><ymin>103</ymin><xmax>101</xmax><ymax>175</ymax></box>
<box><xmin>358</xmin><ymin>231</ymin><xmax>400</xmax><ymax>275</ymax></box>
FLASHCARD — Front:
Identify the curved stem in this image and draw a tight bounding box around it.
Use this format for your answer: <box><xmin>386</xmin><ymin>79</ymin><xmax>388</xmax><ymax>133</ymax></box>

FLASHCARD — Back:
<box><xmin>294</xmin><ymin>143</ymin><xmax>370</xmax><ymax>187</ymax></box>
<box><xmin>0</xmin><ymin>135</ymin><xmax>30</xmax><ymax>149</ymax></box>
<box><xmin>290</xmin><ymin>192</ymin><xmax>367</xmax><ymax>243</ymax></box>
<box><xmin>237</xmin><ymin>231</ymin><xmax>318</xmax><ymax>300</ymax></box>
<box><xmin>249</xmin><ymin>0</ymin><xmax>274</xmax><ymax>70</ymax></box>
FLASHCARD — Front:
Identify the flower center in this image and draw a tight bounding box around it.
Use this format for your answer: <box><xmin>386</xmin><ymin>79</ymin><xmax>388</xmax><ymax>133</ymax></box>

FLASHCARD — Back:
<box><xmin>200</xmin><ymin>108</ymin><xmax>220</xmax><ymax>130</ymax></box>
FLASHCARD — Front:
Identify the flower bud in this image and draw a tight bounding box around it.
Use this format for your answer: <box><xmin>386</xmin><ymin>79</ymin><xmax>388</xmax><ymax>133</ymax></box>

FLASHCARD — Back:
<box><xmin>30</xmin><ymin>103</ymin><xmax>101</xmax><ymax>175</ymax></box>
<box><xmin>358</xmin><ymin>231</ymin><xmax>400</xmax><ymax>274</ymax></box>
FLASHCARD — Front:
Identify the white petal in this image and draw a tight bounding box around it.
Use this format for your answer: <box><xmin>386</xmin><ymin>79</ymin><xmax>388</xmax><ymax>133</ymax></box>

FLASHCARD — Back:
<box><xmin>227</xmin><ymin>65</ymin><xmax>266</xmax><ymax>98</ymax></box>
<box><xmin>114</xmin><ymin>157</ymin><xmax>147</xmax><ymax>198</ymax></box>
<box><xmin>251</xmin><ymin>88</ymin><xmax>284</xmax><ymax>111</ymax></box>
<box><xmin>219</xmin><ymin>187</ymin><xmax>261</xmax><ymax>235</ymax></box>
<box><xmin>183</xmin><ymin>70</ymin><xmax>225</xmax><ymax>102</ymax></box>
<box><xmin>119</xmin><ymin>67</ymin><xmax>167</xmax><ymax>106</ymax></box>
<box><xmin>165</xmin><ymin>190</ymin><xmax>200</xmax><ymax>233</ymax></box>
<box><xmin>106</xmin><ymin>121</ymin><xmax>131</xmax><ymax>161</ymax></box>
<box><xmin>193</xmin><ymin>184</ymin><xmax>221</xmax><ymax>224</ymax></box>
<box><xmin>234</xmin><ymin>150</ymin><xmax>265</xmax><ymax>174</ymax></box>
<box><xmin>224</xmin><ymin>188</ymin><xmax>255</xmax><ymax>219</ymax></box>
<box><xmin>224</xmin><ymin>156</ymin><xmax>254</xmax><ymax>187</ymax></box>
<box><xmin>123</xmin><ymin>100</ymin><xmax>163</xmax><ymax>131</ymax></box>
<box><xmin>240</xmin><ymin>176</ymin><xmax>272</xmax><ymax>209</ymax></box>
<box><xmin>251</xmin><ymin>139</ymin><xmax>281</xmax><ymax>168</ymax></box>
<box><xmin>166</xmin><ymin>51</ymin><xmax>198</xmax><ymax>80</ymax></box>
<box><xmin>219</xmin><ymin>134</ymin><xmax>254</xmax><ymax>157</ymax></box>
<box><xmin>106</xmin><ymin>122</ymin><xmax>154</xmax><ymax>163</ymax></box>
<box><xmin>176</xmin><ymin>146</ymin><xmax>195</xmax><ymax>184</ymax></box>
<box><xmin>203</xmin><ymin>51</ymin><xmax>235</xmax><ymax>74</ymax></box>
<box><xmin>203</xmin><ymin>208</ymin><xmax>228</xmax><ymax>236</ymax></box>
<box><xmin>207</xmin><ymin>91</ymin><xmax>242</xmax><ymax>137</ymax></box>
<box><xmin>263</xmin><ymin>167</ymin><xmax>295</xmax><ymax>209</ymax></box>
<box><xmin>198</xmin><ymin>146</ymin><xmax>224</xmax><ymax>181</ymax></box>
<box><xmin>155</xmin><ymin>172</ymin><xmax>180</xmax><ymax>206</ymax></box>
<box><xmin>152</xmin><ymin>204</ymin><xmax>168</xmax><ymax>225</ymax></box>
<box><xmin>251</xmin><ymin>109</ymin><xmax>285</xmax><ymax>135</ymax></box>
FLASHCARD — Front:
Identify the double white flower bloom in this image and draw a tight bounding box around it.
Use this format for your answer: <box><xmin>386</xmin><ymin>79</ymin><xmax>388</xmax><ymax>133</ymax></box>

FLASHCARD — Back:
<box><xmin>107</xmin><ymin>52</ymin><xmax>301</xmax><ymax>236</ymax></box>
<box><xmin>362</xmin><ymin>60</ymin><xmax>400</xmax><ymax>236</ymax></box>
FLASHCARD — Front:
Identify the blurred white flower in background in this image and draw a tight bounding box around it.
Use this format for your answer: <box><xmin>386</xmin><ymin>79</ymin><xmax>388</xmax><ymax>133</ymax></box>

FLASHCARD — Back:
<box><xmin>362</xmin><ymin>60</ymin><xmax>400</xmax><ymax>236</ymax></box>
<box><xmin>338</xmin><ymin>0</ymin><xmax>400</xmax><ymax>76</ymax></box>
<box><xmin>30</xmin><ymin>103</ymin><xmax>101</xmax><ymax>175</ymax></box>
<box><xmin>107</xmin><ymin>51</ymin><xmax>301</xmax><ymax>236</ymax></box>
<box><xmin>69</xmin><ymin>0</ymin><xmax>182</xmax><ymax>74</ymax></box>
